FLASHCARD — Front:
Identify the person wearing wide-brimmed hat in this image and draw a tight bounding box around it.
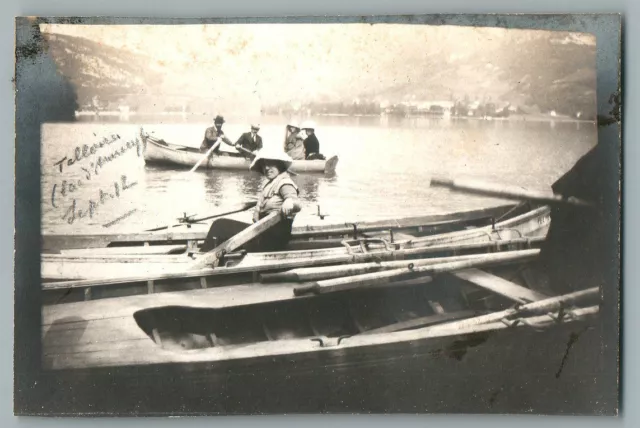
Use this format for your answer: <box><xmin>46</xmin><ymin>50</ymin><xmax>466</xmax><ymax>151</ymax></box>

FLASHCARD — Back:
<box><xmin>200</xmin><ymin>147</ymin><xmax>302</xmax><ymax>254</ymax></box>
<box><xmin>284</xmin><ymin>121</ymin><xmax>305</xmax><ymax>160</ymax></box>
<box><xmin>234</xmin><ymin>123</ymin><xmax>263</xmax><ymax>158</ymax></box>
<box><xmin>249</xmin><ymin>147</ymin><xmax>301</xmax><ymax>222</ymax></box>
<box><xmin>200</xmin><ymin>115</ymin><xmax>233</xmax><ymax>154</ymax></box>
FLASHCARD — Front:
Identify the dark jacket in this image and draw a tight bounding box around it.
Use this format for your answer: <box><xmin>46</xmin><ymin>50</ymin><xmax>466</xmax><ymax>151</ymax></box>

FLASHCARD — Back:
<box><xmin>303</xmin><ymin>133</ymin><xmax>320</xmax><ymax>158</ymax></box>
<box><xmin>235</xmin><ymin>132</ymin><xmax>263</xmax><ymax>154</ymax></box>
<box><xmin>200</xmin><ymin>126</ymin><xmax>232</xmax><ymax>153</ymax></box>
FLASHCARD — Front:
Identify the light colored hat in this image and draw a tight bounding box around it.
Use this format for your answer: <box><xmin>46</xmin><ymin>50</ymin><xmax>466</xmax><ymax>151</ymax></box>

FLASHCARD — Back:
<box><xmin>300</xmin><ymin>120</ymin><xmax>316</xmax><ymax>130</ymax></box>
<box><xmin>249</xmin><ymin>147</ymin><xmax>294</xmax><ymax>172</ymax></box>
<box><xmin>251</xmin><ymin>123</ymin><xmax>260</xmax><ymax>130</ymax></box>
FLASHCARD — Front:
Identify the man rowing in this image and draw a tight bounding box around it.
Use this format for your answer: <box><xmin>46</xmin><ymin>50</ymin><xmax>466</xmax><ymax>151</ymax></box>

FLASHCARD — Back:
<box><xmin>234</xmin><ymin>123</ymin><xmax>263</xmax><ymax>158</ymax></box>
<box><xmin>200</xmin><ymin>115</ymin><xmax>233</xmax><ymax>154</ymax></box>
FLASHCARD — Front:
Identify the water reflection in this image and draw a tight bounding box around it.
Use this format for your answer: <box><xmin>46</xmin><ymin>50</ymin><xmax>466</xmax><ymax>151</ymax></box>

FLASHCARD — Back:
<box><xmin>236</xmin><ymin>172</ymin><xmax>263</xmax><ymax>197</ymax></box>
<box><xmin>203</xmin><ymin>171</ymin><xmax>224</xmax><ymax>199</ymax></box>
<box><xmin>293</xmin><ymin>174</ymin><xmax>321</xmax><ymax>201</ymax></box>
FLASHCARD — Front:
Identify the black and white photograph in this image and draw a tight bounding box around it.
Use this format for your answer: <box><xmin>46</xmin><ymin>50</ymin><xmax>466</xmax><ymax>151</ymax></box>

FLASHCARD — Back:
<box><xmin>14</xmin><ymin>15</ymin><xmax>621</xmax><ymax>416</ymax></box>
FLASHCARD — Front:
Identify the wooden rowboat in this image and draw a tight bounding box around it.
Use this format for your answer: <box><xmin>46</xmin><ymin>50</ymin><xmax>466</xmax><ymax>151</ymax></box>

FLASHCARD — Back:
<box><xmin>42</xmin><ymin>202</ymin><xmax>523</xmax><ymax>254</ymax></box>
<box><xmin>41</xmin><ymin>204</ymin><xmax>551</xmax><ymax>301</ymax></box>
<box><xmin>141</xmin><ymin>131</ymin><xmax>339</xmax><ymax>174</ymax></box>
<box><xmin>42</xmin><ymin>254</ymin><xmax>600</xmax><ymax>375</ymax></box>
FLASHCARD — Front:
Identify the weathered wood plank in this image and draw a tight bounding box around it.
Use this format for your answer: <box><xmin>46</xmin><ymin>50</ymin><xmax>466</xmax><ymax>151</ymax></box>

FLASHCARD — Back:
<box><xmin>261</xmin><ymin>251</ymin><xmax>539</xmax><ymax>283</ymax></box>
<box><xmin>293</xmin><ymin>249</ymin><xmax>541</xmax><ymax>296</ymax></box>
<box><xmin>360</xmin><ymin>310</ymin><xmax>479</xmax><ymax>335</ymax></box>
<box><xmin>60</xmin><ymin>245</ymin><xmax>187</xmax><ymax>256</ymax></box>
<box><xmin>430</xmin><ymin>177</ymin><xmax>593</xmax><ymax>207</ymax></box>
<box><xmin>42</xmin><ymin>231</ymin><xmax>207</xmax><ymax>252</ymax></box>
<box><xmin>42</xmin><ymin>284</ymin><xmax>302</xmax><ymax>327</ymax></box>
<box><xmin>452</xmin><ymin>268</ymin><xmax>549</xmax><ymax>303</ymax></box>
<box><xmin>42</xmin><ymin>236</ymin><xmax>546</xmax><ymax>286</ymax></box>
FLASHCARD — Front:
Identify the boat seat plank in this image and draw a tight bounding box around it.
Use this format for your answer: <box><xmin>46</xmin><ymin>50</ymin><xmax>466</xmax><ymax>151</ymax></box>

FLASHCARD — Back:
<box><xmin>43</xmin><ymin>283</ymin><xmax>302</xmax><ymax>327</ymax></box>
<box><xmin>60</xmin><ymin>245</ymin><xmax>187</xmax><ymax>256</ymax></box>
<box><xmin>360</xmin><ymin>310</ymin><xmax>479</xmax><ymax>335</ymax></box>
<box><xmin>42</xmin><ymin>317</ymin><xmax>149</xmax><ymax>348</ymax></box>
<box><xmin>44</xmin><ymin>337</ymin><xmax>153</xmax><ymax>357</ymax></box>
<box><xmin>452</xmin><ymin>268</ymin><xmax>549</xmax><ymax>303</ymax></box>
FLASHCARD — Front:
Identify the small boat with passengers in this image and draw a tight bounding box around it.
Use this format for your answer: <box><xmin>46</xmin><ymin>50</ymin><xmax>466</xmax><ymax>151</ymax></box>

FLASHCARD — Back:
<box><xmin>140</xmin><ymin>129</ymin><xmax>339</xmax><ymax>175</ymax></box>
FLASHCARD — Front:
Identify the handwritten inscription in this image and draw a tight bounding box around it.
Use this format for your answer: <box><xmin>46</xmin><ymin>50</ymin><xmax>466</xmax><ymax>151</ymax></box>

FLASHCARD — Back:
<box><xmin>50</xmin><ymin>133</ymin><xmax>145</xmax><ymax>226</ymax></box>
<box><xmin>61</xmin><ymin>175</ymin><xmax>138</xmax><ymax>225</ymax></box>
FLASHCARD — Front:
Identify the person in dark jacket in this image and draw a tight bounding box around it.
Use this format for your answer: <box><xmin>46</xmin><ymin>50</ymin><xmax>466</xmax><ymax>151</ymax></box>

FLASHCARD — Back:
<box><xmin>300</xmin><ymin>121</ymin><xmax>325</xmax><ymax>160</ymax></box>
<box><xmin>200</xmin><ymin>115</ymin><xmax>233</xmax><ymax>154</ymax></box>
<box><xmin>234</xmin><ymin>124</ymin><xmax>263</xmax><ymax>158</ymax></box>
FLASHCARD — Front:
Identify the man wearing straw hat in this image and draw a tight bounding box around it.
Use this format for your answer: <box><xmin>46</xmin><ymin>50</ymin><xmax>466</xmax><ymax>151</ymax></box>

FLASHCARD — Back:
<box><xmin>200</xmin><ymin>147</ymin><xmax>302</xmax><ymax>253</ymax></box>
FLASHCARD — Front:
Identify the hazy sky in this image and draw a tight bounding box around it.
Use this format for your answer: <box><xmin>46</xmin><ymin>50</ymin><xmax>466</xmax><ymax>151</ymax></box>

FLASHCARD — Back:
<box><xmin>40</xmin><ymin>23</ymin><xmax>596</xmax><ymax>111</ymax></box>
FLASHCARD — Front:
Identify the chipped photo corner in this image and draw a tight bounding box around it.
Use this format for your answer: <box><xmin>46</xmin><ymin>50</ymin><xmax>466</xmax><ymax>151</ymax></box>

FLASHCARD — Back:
<box><xmin>14</xmin><ymin>14</ymin><xmax>621</xmax><ymax>416</ymax></box>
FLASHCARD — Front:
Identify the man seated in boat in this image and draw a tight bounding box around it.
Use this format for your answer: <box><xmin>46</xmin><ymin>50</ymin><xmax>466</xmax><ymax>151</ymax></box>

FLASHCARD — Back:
<box><xmin>284</xmin><ymin>122</ymin><xmax>305</xmax><ymax>160</ymax></box>
<box><xmin>200</xmin><ymin>148</ymin><xmax>302</xmax><ymax>254</ymax></box>
<box><xmin>300</xmin><ymin>121</ymin><xmax>326</xmax><ymax>160</ymax></box>
<box><xmin>200</xmin><ymin>115</ymin><xmax>233</xmax><ymax>154</ymax></box>
<box><xmin>234</xmin><ymin>124</ymin><xmax>263</xmax><ymax>158</ymax></box>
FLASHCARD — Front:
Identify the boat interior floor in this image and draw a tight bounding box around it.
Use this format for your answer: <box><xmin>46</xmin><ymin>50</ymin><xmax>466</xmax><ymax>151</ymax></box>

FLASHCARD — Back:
<box><xmin>132</xmin><ymin>271</ymin><xmax>532</xmax><ymax>352</ymax></box>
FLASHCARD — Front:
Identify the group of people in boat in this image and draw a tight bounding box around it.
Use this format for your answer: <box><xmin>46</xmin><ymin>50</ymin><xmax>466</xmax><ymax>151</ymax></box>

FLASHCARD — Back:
<box><xmin>200</xmin><ymin>115</ymin><xmax>263</xmax><ymax>159</ymax></box>
<box><xmin>283</xmin><ymin>120</ymin><xmax>325</xmax><ymax>161</ymax></box>
<box><xmin>200</xmin><ymin>115</ymin><xmax>325</xmax><ymax>161</ymax></box>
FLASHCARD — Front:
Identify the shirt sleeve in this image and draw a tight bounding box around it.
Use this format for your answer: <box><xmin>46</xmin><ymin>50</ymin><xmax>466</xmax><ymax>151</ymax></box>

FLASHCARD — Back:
<box><xmin>279</xmin><ymin>184</ymin><xmax>298</xmax><ymax>200</ymax></box>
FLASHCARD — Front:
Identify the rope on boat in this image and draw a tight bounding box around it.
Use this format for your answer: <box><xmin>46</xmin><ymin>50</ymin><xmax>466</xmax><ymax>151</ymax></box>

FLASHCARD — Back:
<box><xmin>495</xmin><ymin>228</ymin><xmax>524</xmax><ymax>240</ymax></box>
<box><xmin>498</xmin><ymin>301</ymin><xmax>593</xmax><ymax>333</ymax></box>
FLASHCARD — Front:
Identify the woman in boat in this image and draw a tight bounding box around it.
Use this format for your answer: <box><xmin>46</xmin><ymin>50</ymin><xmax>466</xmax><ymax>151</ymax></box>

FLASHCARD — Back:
<box><xmin>200</xmin><ymin>148</ymin><xmax>302</xmax><ymax>254</ymax></box>
<box><xmin>200</xmin><ymin>115</ymin><xmax>233</xmax><ymax>154</ymax></box>
<box><xmin>284</xmin><ymin>122</ymin><xmax>305</xmax><ymax>160</ymax></box>
<box><xmin>300</xmin><ymin>121</ymin><xmax>325</xmax><ymax>160</ymax></box>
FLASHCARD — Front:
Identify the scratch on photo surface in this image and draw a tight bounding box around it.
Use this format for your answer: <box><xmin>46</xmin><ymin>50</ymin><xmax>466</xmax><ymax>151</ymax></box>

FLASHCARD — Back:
<box><xmin>102</xmin><ymin>208</ymin><xmax>138</xmax><ymax>228</ymax></box>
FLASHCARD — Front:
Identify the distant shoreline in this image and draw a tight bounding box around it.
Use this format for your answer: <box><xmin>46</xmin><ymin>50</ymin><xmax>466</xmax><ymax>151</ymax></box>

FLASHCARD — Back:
<box><xmin>73</xmin><ymin>110</ymin><xmax>596</xmax><ymax>125</ymax></box>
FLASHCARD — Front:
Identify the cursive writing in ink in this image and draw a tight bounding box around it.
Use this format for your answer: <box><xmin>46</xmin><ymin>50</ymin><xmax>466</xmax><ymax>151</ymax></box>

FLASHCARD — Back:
<box><xmin>61</xmin><ymin>175</ymin><xmax>138</xmax><ymax>225</ymax></box>
<box><xmin>53</xmin><ymin>134</ymin><xmax>122</xmax><ymax>173</ymax></box>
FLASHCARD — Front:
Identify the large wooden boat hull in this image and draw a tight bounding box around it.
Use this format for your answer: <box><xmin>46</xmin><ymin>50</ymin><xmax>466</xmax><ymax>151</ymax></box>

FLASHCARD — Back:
<box><xmin>38</xmin><ymin>312</ymin><xmax>608</xmax><ymax>415</ymax></box>
<box><xmin>41</xmin><ymin>205</ymin><xmax>551</xmax><ymax>284</ymax></box>
<box><xmin>141</xmin><ymin>133</ymin><xmax>339</xmax><ymax>174</ymax></box>
<box><xmin>41</xmin><ymin>256</ymin><xmax>604</xmax><ymax>414</ymax></box>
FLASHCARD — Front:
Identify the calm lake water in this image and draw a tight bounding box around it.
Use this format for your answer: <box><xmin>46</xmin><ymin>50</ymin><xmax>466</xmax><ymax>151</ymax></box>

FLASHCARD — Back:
<box><xmin>41</xmin><ymin>115</ymin><xmax>597</xmax><ymax>235</ymax></box>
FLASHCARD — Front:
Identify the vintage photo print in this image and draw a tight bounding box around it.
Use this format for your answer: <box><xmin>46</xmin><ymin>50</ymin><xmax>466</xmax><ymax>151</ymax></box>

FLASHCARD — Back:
<box><xmin>14</xmin><ymin>15</ymin><xmax>621</xmax><ymax>416</ymax></box>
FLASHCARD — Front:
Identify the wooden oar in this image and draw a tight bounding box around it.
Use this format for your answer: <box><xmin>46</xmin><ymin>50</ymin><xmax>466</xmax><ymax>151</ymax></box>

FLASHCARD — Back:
<box><xmin>189</xmin><ymin>211</ymin><xmax>283</xmax><ymax>269</ymax></box>
<box><xmin>261</xmin><ymin>249</ymin><xmax>540</xmax><ymax>283</ymax></box>
<box><xmin>189</xmin><ymin>139</ymin><xmax>222</xmax><ymax>173</ymax></box>
<box><xmin>293</xmin><ymin>249</ymin><xmax>540</xmax><ymax>296</ymax></box>
<box><xmin>426</xmin><ymin>287</ymin><xmax>599</xmax><ymax>332</ymax></box>
<box><xmin>144</xmin><ymin>201</ymin><xmax>258</xmax><ymax>232</ymax></box>
<box><xmin>430</xmin><ymin>176</ymin><xmax>592</xmax><ymax>207</ymax></box>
